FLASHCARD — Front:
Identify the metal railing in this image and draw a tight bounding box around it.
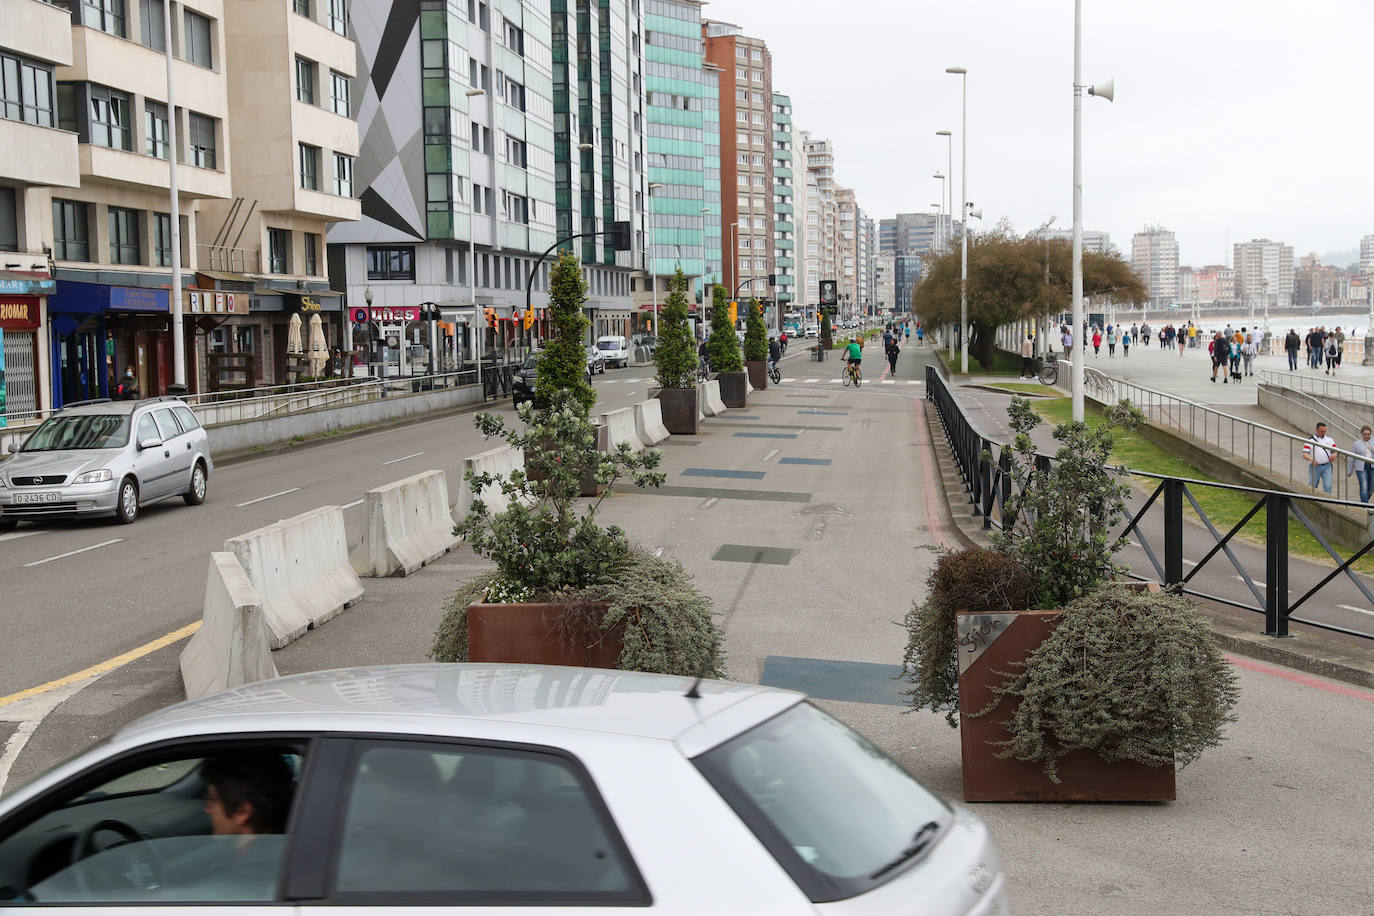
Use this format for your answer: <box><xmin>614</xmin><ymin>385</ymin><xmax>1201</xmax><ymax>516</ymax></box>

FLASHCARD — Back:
<box><xmin>1098</xmin><ymin>375</ymin><xmax>1370</xmax><ymax>504</ymax></box>
<box><xmin>925</xmin><ymin>365</ymin><xmax>1374</xmax><ymax>641</ymax></box>
<box><xmin>1258</xmin><ymin>385</ymin><xmax>1365</xmax><ymax>446</ymax></box>
<box><xmin>1259</xmin><ymin>370</ymin><xmax>1374</xmax><ymax>406</ymax></box>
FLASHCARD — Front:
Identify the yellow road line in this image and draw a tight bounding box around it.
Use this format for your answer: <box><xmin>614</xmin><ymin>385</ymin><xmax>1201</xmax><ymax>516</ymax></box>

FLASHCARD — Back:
<box><xmin>0</xmin><ymin>622</ymin><xmax>201</xmax><ymax>709</ymax></box>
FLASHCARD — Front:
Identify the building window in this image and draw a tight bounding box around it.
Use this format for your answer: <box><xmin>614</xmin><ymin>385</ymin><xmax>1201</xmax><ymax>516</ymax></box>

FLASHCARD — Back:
<box><xmin>505</xmin><ymin>136</ymin><xmax>526</xmax><ymax>167</ymax></box>
<box><xmin>752</xmin><ymin>70</ymin><xmax>764</xmax><ymax>83</ymax></box>
<box><xmin>295</xmin><ymin>57</ymin><xmax>316</xmax><ymax>104</ymax></box>
<box><xmin>144</xmin><ymin>100</ymin><xmax>168</xmax><ymax>159</ymax></box>
<box><xmin>0</xmin><ymin>54</ymin><xmax>56</xmax><ymax>128</ymax></box>
<box><xmin>188</xmin><ymin>112</ymin><xmax>216</xmax><ymax>168</ymax></box>
<box><xmin>267</xmin><ymin>228</ymin><xmax>290</xmax><ymax>273</ymax></box>
<box><xmin>333</xmin><ymin>152</ymin><xmax>353</xmax><ymax>196</ymax></box>
<box><xmin>108</xmin><ymin>206</ymin><xmax>141</xmax><ymax>264</ymax></box>
<box><xmin>153</xmin><ymin>211</ymin><xmax>172</xmax><ymax>266</ymax></box>
<box><xmin>138</xmin><ymin>0</ymin><xmax>165</xmax><ymax>50</ymax></box>
<box><xmin>502</xmin><ymin>18</ymin><xmax>523</xmax><ymax>54</ymax></box>
<box><xmin>183</xmin><ymin>10</ymin><xmax>213</xmax><ymax>68</ymax></box>
<box><xmin>293</xmin><ymin>0</ymin><xmax>310</xmax><ymax>15</ymax></box>
<box><xmin>0</xmin><ymin>188</ymin><xmax>17</xmax><ymax>251</ymax></box>
<box><xmin>304</xmin><ymin>232</ymin><xmax>319</xmax><ymax>275</ymax></box>
<box><xmin>81</xmin><ymin>0</ymin><xmax>126</xmax><ymax>38</ymax></box>
<box><xmin>735</xmin><ymin>66</ymin><xmax>747</xmax><ymax>79</ymax></box>
<box><xmin>366</xmin><ymin>246</ymin><xmax>415</xmax><ymax>281</ymax></box>
<box><xmin>328</xmin><ymin>0</ymin><xmax>346</xmax><ymax>34</ymax></box>
<box><xmin>299</xmin><ymin>143</ymin><xmax>320</xmax><ymax>190</ymax></box>
<box><xmin>89</xmin><ymin>85</ymin><xmax>132</xmax><ymax>150</ymax></box>
<box><xmin>52</xmin><ymin>199</ymin><xmax>90</xmax><ymax>262</ymax></box>
<box><xmin>736</xmin><ymin>89</ymin><xmax>747</xmax><ymax>102</ymax></box>
<box><xmin>503</xmin><ymin>191</ymin><xmax>529</xmax><ymax>224</ymax></box>
<box><xmin>330</xmin><ymin>70</ymin><xmax>350</xmax><ymax>115</ymax></box>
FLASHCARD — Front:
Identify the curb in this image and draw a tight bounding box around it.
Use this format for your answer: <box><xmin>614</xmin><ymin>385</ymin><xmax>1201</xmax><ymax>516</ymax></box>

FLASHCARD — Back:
<box><xmin>921</xmin><ymin>396</ymin><xmax>1374</xmax><ymax>690</ymax></box>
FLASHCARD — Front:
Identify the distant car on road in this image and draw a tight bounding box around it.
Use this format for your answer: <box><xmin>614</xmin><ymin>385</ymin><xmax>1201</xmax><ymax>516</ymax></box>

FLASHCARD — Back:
<box><xmin>0</xmin><ymin>396</ymin><xmax>212</xmax><ymax>529</ymax></box>
<box><xmin>585</xmin><ymin>344</ymin><xmax>607</xmax><ymax>375</ymax></box>
<box><xmin>514</xmin><ymin>351</ymin><xmax>593</xmax><ymax>407</ymax></box>
<box><xmin>804</xmin><ymin>323</ymin><xmax>819</xmax><ymax>338</ymax></box>
<box><xmin>0</xmin><ymin>664</ymin><xmax>1007</xmax><ymax>912</ymax></box>
<box><xmin>596</xmin><ymin>335</ymin><xmax>631</xmax><ymax>368</ymax></box>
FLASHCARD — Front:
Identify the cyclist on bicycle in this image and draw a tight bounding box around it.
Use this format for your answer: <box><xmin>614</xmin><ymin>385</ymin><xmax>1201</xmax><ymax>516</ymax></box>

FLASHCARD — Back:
<box><xmin>768</xmin><ymin>335</ymin><xmax>781</xmax><ymax>373</ymax></box>
<box><xmin>845</xmin><ymin>337</ymin><xmax>863</xmax><ymax>381</ymax></box>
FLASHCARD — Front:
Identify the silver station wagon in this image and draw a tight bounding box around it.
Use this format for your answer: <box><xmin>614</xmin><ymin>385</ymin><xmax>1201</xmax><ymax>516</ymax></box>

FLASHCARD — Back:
<box><xmin>0</xmin><ymin>397</ymin><xmax>212</xmax><ymax>529</ymax></box>
<box><xmin>0</xmin><ymin>664</ymin><xmax>1008</xmax><ymax>913</ymax></box>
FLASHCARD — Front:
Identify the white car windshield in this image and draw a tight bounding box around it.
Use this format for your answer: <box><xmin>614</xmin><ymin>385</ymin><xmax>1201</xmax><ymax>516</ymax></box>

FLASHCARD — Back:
<box><xmin>24</xmin><ymin>415</ymin><xmax>131</xmax><ymax>451</ymax></box>
<box><xmin>596</xmin><ymin>341</ymin><xmax>622</xmax><ymax>351</ymax></box>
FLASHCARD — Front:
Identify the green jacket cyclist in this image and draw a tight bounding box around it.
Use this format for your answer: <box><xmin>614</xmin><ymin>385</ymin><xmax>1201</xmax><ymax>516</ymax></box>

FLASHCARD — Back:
<box><xmin>845</xmin><ymin>338</ymin><xmax>863</xmax><ymax>376</ymax></box>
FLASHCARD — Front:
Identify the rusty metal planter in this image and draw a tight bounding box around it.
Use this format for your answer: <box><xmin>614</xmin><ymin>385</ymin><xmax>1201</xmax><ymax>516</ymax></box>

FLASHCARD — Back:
<box><xmin>467</xmin><ymin>602</ymin><xmax>623</xmax><ymax>668</ymax></box>
<box><xmin>717</xmin><ymin>371</ymin><xmax>748</xmax><ymax>408</ymax></box>
<box><xmin>956</xmin><ymin>609</ymin><xmax>1177</xmax><ymax>803</ymax></box>
<box><xmin>745</xmin><ymin>360</ymin><xmax>768</xmax><ymax>390</ymax></box>
<box><xmin>656</xmin><ymin>388</ymin><xmax>699</xmax><ymax>435</ymax></box>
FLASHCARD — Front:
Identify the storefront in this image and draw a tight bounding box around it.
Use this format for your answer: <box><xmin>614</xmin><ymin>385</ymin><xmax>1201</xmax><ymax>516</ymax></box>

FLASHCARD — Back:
<box><xmin>185</xmin><ymin>288</ymin><xmax>250</xmax><ymax>392</ymax></box>
<box><xmin>250</xmin><ymin>289</ymin><xmax>345</xmax><ymax>384</ymax></box>
<box><xmin>0</xmin><ymin>272</ymin><xmax>54</xmax><ymax>419</ymax></box>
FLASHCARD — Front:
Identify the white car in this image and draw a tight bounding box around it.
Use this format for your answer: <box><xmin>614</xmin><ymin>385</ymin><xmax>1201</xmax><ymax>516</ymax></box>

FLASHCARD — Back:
<box><xmin>0</xmin><ymin>664</ymin><xmax>1008</xmax><ymax>913</ymax></box>
<box><xmin>804</xmin><ymin>324</ymin><xmax>820</xmax><ymax>338</ymax></box>
<box><xmin>596</xmin><ymin>335</ymin><xmax>630</xmax><ymax>368</ymax></box>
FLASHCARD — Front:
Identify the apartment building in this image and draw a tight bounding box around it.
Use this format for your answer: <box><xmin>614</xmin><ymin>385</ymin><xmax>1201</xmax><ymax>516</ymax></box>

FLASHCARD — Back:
<box><xmin>1131</xmin><ymin>226</ymin><xmax>1179</xmax><ymax>308</ymax></box>
<box><xmin>835</xmin><ymin>187</ymin><xmax>856</xmax><ymax>318</ymax></box>
<box><xmin>1233</xmin><ymin>238</ymin><xmax>1294</xmax><ymax>312</ymax></box>
<box><xmin>874</xmin><ymin>252</ymin><xmax>895</xmax><ymax>314</ymax></box>
<box><xmin>638</xmin><ymin>0</ymin><xmax>718</xmax><ymax>321</ymax></box>
<box><xmin>770</xmin><ymin>91</ymin><xmax>795</xmax><ymax>329</ymax></box>
<box><xmin>858</xmin><ymin>211</ymin><xmax>873</xmax><ymax>316</ymax></box>
<box><xmin>1192</xmin><ymin>264</ymin><xmax>1235</xmax><ymax>307</ymax></box>
<box><xmin>703</xmin><ymin>21</ymin><xmax>773</xmax><ymax>314</ymax></box>
<box><xmin>879</xmin><ymin>212</ymin><xmax>948</xmax><ymax>258</ymax></box>
<box><xmin>0</xmin><ymin>0</ymin><xmax>80</xmax><ymax>416</ymax></box>
<box><xmin>330</xmin><ymin>0</ymin><xmax>642</xmax><ymax>369</ymax></box>
<box><xmin>801</xmin><ymin>131</ymin><xmax>836</xmax><ymax>313</ymax></box>
<box><xmin>196</xmin><ymin>0</ymin><xmax>360</xmax><ymax>387</ymax></box>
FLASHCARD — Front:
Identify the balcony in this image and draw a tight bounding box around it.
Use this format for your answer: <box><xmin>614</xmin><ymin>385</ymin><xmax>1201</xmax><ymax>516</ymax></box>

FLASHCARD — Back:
<box><xmin>0</xmin><ymin>118</ymin><xmax>79</xmax><ymax>188</ymax></box>
<box><xmin>5</xmin><ymin>0</ymin><xmax>74</xmax><ymax>65</ymax></box>
<box><xmin>81</xmin><ymin>144</ymin><xmax>231</xmax><ymax>199</ymax></box>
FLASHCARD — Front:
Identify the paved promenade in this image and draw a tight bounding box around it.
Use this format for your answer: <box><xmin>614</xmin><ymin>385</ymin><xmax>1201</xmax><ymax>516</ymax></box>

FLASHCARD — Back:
<box><xmin>2</xmin><ymin>342</ymin><xmax>1373</xmax><ymax>914</ymax></box>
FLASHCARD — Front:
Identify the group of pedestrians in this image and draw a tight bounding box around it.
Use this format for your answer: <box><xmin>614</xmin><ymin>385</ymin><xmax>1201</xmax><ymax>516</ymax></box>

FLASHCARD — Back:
<box><xmin>1285</xmin><ymin>327</ymin><xmax>1346</xmax><ymax>374</ymax></box>
<box><xmin>1207</xmin><ymin>325</ymin><xmax>1260</xmax><ymax>383</ymax></box>
<box><xmin>1088</xmin><ymin>323</ymin><xmax>1135</xmax><ymax>358</ymax></box>
<box><xmin>1303</xmin><ymin>420</ymin><xmax>1374</xmax><ymax>501</ymax></box>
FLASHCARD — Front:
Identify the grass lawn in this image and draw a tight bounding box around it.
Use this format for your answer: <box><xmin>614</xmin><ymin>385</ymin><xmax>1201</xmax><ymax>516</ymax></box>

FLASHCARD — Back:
<box><xmin>940</xmin><ymin>347</ymin><xmax>1025</xmax><ymax>376</ymax></box>
<box><xmin>985</xmin><ymin>382</ymin><xmax>1053</xmax><ymax>395</ymax></box>
<box><xmin>1030</xmin><ymin>397</ymin><xmax>1374</xmax><ymax>575</ymax></box>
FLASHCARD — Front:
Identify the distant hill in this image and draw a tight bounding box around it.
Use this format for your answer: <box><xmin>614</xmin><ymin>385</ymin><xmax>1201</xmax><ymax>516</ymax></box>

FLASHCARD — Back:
<box><xmin>1319</xmin><ymin>248</ymin><xmax>1359</xmax><ymax>270</ymax></box>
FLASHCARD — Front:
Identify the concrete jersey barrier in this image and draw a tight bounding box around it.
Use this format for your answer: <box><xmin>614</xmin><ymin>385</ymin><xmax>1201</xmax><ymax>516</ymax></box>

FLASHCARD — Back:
<box><xmin>352</xmin><ymin>469</ymin><xmax>460</xmax><ymax>577</ymax></box>
<box><xmin>225</xmin><ymin>505</ymin><xmax>364</xmax><ymax>649</ymax></box>
<box><xmin>599</xmin><ymin>406</ymin><xmax>645</xmax><ymax>453</ymax></box>
<box><xmin>633</xmin><ymin>399</ymin><xmax>671</xmax><ymax>446</ymax></box>
<box><xmin>702</xmin><ymin>379</ymin><xmax>727</xmax><ymax>416</ymax></box>
<box><xmin>454</xmin><ymin>444</ymin><xmax>525</xmax><ymax>523</ymax></box>
<box><xmin>180</xmin><ymin>552</ymin><xmax>279</xmax><ymax>700</ymax></box>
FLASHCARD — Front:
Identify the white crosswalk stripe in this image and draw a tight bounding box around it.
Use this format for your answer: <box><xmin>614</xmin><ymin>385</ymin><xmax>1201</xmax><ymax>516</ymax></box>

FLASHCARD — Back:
<box><xmin>881</xmin><ymin>380</ymin><xmax>895</xmax><ymax>385</ymax></box>
<box><xmin>806</xmin><ymin>378</ymin><xmax>820</xmax><ymax>384</ymax></box>
<box><xmin>828</xmin><ymin>379</ymin><xmax>844</xmax><ymax>384</ymax></box>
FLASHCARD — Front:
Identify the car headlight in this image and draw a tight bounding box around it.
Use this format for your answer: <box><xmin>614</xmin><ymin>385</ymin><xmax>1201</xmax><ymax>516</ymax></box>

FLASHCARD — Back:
<box><xmin>73</xmin><ymin>469</ymin><xmax>113</xmax><ymax>485</ymax></box>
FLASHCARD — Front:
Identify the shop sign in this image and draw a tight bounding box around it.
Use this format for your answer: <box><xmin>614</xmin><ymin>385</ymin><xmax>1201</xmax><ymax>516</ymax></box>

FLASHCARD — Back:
<box><xmin>299</xmin><ymin>296</ymin><xmax>322</xmax><ymax>311</ymax></box>
<box><xmin>184</xmin><ymin>290</ymin><xmax>247</xmax><ymax>315</ymax></box>
<box><xmin>350</xmin><ymin>306</ymin><xmax>421</xmax><ymax>323</ymax></box>
<box><xmin>0</xmin><ymin>277</ymin><xmax>55</xmax><ymax>296</ymax></box>
<box><xmin>0</xmin><ymin>298</ymin><xmax>41</xmax><ymax>329</ymax></box>
<box><xmin>108</xmin><ymin>287</ymin><xmax>169</xmax><ymax>312</ymax></box>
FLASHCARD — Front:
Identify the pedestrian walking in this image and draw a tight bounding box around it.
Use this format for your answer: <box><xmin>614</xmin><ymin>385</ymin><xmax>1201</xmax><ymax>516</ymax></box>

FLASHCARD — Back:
<box><xmin>1303</xmin><ymin>422</ymin><xmax>1336</xmax><ymax>494</ymax></box>
<box><xmin>1228</xmin><ymin>335</ymin><xmax>1243</xmax><ymax>382</ymax></box>
<box><xmin>1241</xmin><ymin>334</ymin><xmax>1256</xmax><ymax>376</ymax></box>
<box><xmin>1019</xmin><ymin>333</ymin><xmax>1035</xmax><ymax>379</ymax></box>
<box><xmin>1179</xmin><ymin>326</ymin><xmax>1188</xmax><ymax>355</ymax></box>
<box><xmin>1285</xmin><ymin>329</ymin><xmax>1301</xmax><ymax>371</ymax></box>
<box><xmin>1348</xmin><ymin>426</ymin><xmax>1374</xmax><ymax>503</ymax></box>
<box><xmin>1209</xmin><ymin>332</ymin><xmax>1227</xmax><ymax>383</ymax></box>
<box><xmin>1106</xmin><ymin>327</ymin><xmax>1117</xmax><ymax>356</ymax></box>
<box><xmin>1092</xmin><ymin>328</ymin><xmax>1102</xmax><ymax>356</ymax></box>
<box><xmin>1325</xmin><ymin>334</ymin><xmax>1340</xmax><ymax>374</ymax></box>
<box><xmin>1122</xmin><ymin>329</ymin><xmax>1131</xmax><ymax>357</ymax></box>
<box><xmin>886</xmin><ymin>338</ymin><xmax>900</xmax><ymax>375</ymax></box>
<box><xmin>1061</xmin><ymin>328</ymin><xmax>1073</xmax><ymax>357</ymax></box>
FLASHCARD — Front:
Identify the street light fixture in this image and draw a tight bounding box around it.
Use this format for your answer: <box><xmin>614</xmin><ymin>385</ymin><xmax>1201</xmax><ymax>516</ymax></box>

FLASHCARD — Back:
<box><xmin>935</xmin><ymin>130</ymin><xmax>953</xmax><ymax>253</ymax></box>
<box><xmin>1070</xmin><ymin>0</ymin><xmax>1115</xmax><ymax>421</ymax></box>
<box><xmin>462</xmin><ymin>88</ymin><xmax>484</xmax><ymax>395</ymax></box>
<box><xmin>729</xmin><ymin>221</ymin><xmax>740</xmax><ymax>301</ymax></box>
<box><xmin>364</xmin><ymin>286</ymin><xmax>375</xmax><ymax>378</ymax></box>
<box><xmin>648</xmin><ymin>182</ymin><xmax>662</xmax><ymax>337</ymax></box>
<box><xmin>945</xmin><ymin>68</ymin><xmax>969</xmax><ymax>373</ymax></box>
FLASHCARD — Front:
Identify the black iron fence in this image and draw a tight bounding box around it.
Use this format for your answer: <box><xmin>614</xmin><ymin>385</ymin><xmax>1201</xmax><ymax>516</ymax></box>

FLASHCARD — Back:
<box><xmin>925</xmin><ymin>365</ymin><xmax>1374</xmax><ymax>642</ymax></box>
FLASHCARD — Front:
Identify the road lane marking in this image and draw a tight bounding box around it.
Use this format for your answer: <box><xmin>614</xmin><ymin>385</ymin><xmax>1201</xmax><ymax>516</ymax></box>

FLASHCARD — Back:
<box><xmin>0</xmin><ymin>621</ymin><xmax>201</xmax><ymax>709</ymax></box>
<box><xmin>805</xmin><ymin>379</ymin><xmax>819</xmax><ymax>384</ymax></box>
<box><xmin>1225</xmin><ymin>653</ymin><xmax>1374</xmax><ymax>703</ymax></box>
<box><xmin>1338</xmin><ymin>603</ymin><xmax>1374</xmax><ymax>618</ymax></box>
<box><xmin>762</xmin><ymin>449</ymin><xmax>779</xmax><ymax>462</ymax></box>
<box><xmin>342</xmin><ymin>498</ymin><xmax>364</xmax><ymax>510</ymax></box>
<box><xmin>382</xmin><ymin>451</ymin><xmax>424</xmax><ymax>465</ymax></box>
<box><xmin>881</xmin><ymin>380</ymin><xmax>895</xmax><ymax>385</ymax></box>
<box><xmin>702</xmin><ymin>497</ymin><xmax>719</xmax><ymax>509</ymax></box>
<box><xmin>22</xmin><ymin>538</ymin><xmax>123</xmax><ymax>568</ymax></box>
<box><xmin>236</xmin><ymin>487</ymin><xmax>301</xmax><ymax>507</ymax></box>
<box><xmin>0</xmin><ymin>529</ymin><xmax>47</xmax><ymax>543</ymax></box>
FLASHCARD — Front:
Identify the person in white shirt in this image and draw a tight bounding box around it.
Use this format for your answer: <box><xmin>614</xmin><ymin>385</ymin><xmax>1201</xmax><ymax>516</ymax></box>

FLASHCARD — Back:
<box><xmin>1019</xmin><ymin>334</ymin><xmax>1035</xmax><ymax>379</ymax></box>
<box><xmin>1302</xmin><ymin>422</ymin><xmax>1336</xmax><ymax>494</ymax></box>
<box><xmin>1346</xmin><ymin>425</ymin><xmax>1374</xmax><ymax>503</ymax></box>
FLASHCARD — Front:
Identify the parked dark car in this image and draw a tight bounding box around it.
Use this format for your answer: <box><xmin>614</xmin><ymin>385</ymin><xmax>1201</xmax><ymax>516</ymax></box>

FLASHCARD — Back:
<box><xmin>513</xmin><ymin>351</ymin><xmax>593</xmax><ymax>407</ymax></box>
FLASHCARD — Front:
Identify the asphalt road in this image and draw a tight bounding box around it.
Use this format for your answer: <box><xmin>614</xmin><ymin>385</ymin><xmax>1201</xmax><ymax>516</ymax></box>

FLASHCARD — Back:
<box><xmin>0</xmin><ymin>362</ymin><xmax>669</xmax><ymax>700</ymax></box>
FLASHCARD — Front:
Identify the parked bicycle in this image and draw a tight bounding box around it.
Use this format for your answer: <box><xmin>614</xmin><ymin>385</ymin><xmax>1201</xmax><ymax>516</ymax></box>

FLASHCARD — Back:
<box><xmin>1038</xmin><ymin>351</ymin><xmax>1060</xmax><ymax>386</ymax></box>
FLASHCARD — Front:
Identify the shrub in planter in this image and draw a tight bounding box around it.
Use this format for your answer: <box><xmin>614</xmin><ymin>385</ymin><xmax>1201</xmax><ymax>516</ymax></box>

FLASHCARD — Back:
<box><xmin>900</xmin><ymin>547</ymin><xmax>1034</xmax><ymax>726</ymax></box>
<box><xmin>706</xmin><ymin>285</ymin><xmax>743</xmax><ymax>373</ymax></box>
<box><xmin>653</xmin><ymin>267</ymin><xmax>698</xmax><ymax>391</ymax></box>
<box><xmin>976</xmin><ymin>586</ymin><xmax>1240</xmax><ymax>783</ymax></box>
<box><xmin>991</xmin><ymin>395</ymin><xmax>1144</xmax><ymax>607</ymax></box>
<box><xmin>743</xmin><ymin>298</ymin><xmax>768</xmax><ymax>362</ymax></box>
<box><xmin>534</xmin><ymin>249</ymin><xmax>597</xmax><ymax>415</ymax></box>
<box><xmin>430</xmin><ymin>549</ymin><xmax>726</xmax><ymax>678</ymax></box>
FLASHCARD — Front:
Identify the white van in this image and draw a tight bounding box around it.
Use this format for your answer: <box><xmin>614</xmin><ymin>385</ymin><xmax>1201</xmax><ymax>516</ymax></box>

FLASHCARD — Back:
<box><xmin>596</xmin><ymin>335</ymin><xmax>631</xmax><ymax>368</ymax></box>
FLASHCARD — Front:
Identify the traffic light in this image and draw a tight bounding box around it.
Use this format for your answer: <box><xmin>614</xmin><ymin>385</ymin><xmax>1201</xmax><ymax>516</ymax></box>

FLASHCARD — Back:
<box><xmin>611</xmin><ymin>220</ymin><xmax>632</xmax><ymax>251</ymax></box>
<box><xmin>728</xmin><ymin>301</ymin><xmax>738</xmax><ymax>327</ymax></box>
<box><xmin>485</xmin><ymin>308</ymin><xmax>497</xmax><ymax>329</ymax></box>
<box><xmin>524</xmin><ymin>308</ymin><xmax>534</xmax><ymax>330</ymax></box>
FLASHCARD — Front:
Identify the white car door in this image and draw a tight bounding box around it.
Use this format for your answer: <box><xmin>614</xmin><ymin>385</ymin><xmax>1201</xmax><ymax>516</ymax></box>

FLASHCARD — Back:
<box><xmin>153</xmin><ymin>407</ymin><xmax>194</xmax><ymax>495</ymax></box>
<box><xmin>131</xmin><ymin>411</ymin><xmax>176</xmax><ymax>500</ymax></box>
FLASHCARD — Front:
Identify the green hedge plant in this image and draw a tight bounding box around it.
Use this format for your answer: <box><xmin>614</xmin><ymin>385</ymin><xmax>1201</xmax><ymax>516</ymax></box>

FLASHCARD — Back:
<box><xmin>653</xmin><ymin>267</ymin><xmax>698</xmax><ymax>390</ymax></box>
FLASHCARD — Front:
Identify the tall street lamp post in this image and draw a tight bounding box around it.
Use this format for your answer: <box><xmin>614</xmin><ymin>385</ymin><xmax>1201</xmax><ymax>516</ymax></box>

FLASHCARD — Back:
<box><xmin>933</xmin><ymin>173</ymin><xmax>946</xmax><ymax>251</ymax></box>
<box><xmin>161</xmin><ymin>0</ymin><xmax>186</xmax><ymax>393</ymax></box>
<box><xmin>945</xmin><ymin>68</ymin><xmax>969</xmax><ymax>374</ymax></box>
<box><xmin>648</xmin><ymin>182</ymin><xmax>662</xmax><ymax>337</ymax></box>
<box><xmin>1070</xmin><ymin>0</ymin><xmax>1114</xmax><ymax>421</ymax></box>
<box><xmin>935</xmin><ymin>130</ymin><xmax>953</xmax><ymax>252</ymax></box>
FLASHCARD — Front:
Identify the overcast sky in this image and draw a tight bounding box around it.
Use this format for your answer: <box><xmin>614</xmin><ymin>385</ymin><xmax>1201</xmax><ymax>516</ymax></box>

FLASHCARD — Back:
<box><xmin>711</xmin><ymin>0</ymin><xmax>1373</xmax><ymax>268</ymax></box>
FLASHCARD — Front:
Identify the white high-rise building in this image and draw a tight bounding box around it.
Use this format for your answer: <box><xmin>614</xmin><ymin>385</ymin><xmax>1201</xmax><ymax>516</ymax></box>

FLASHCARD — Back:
<box><xmin>1359</xmin><ymin>234</ymin><xmax>1374</xmax><ymax>279</ymax></box>
<box><xmin>1131</xmin><ymin>226</ymin><xmax>1179</xmax><ymax>307</ymax></box>
<box><xmin>1233</xmin><ymin>239</ymin><xmax>1294</xmax><ymax>313</ymax></box>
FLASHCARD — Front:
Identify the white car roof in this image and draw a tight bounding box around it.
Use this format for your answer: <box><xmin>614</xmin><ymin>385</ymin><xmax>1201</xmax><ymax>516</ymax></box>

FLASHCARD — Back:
<box><xmin>115</xmin><ymin>664</ymin><xmax>803</xmax><ymax>757</ymax></box>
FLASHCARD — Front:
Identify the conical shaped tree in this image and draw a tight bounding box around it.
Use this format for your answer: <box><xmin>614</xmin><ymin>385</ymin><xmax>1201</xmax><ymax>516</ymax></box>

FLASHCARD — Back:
<box><xmin>707</xmin><ymin>285</ymin><xmax>743</xmax><ymax>372</ymax></box>
<box><xmin>535</xmin><ymin>250</ymin><xmax>597</xmax><ymax>415</ymax></box>
<box><xmin>653</xmin><ymin>267</ymin><xmax>698</xmax><ymax>389</ymax></box>
<box><xmin>744</xmin><ymin>298</ymin><xmax>768</xmax><ymax>362</ymax></box>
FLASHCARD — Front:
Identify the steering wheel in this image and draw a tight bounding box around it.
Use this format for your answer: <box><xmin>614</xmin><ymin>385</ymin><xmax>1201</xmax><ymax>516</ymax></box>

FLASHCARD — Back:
<box><xmin>69</xmin><ymin>819</ymin><xmax>165</xmax><ymax>896</ymax></box>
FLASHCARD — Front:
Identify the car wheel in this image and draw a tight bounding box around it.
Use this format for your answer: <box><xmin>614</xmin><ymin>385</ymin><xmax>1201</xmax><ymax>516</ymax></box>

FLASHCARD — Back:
<box><xmin>115</xmin><ymin>477</ymin><xmax>139</xmax><ymax>524</ymax></box>
<box><xmin>183</xmin><ymin>461</ymin><xmax>207</xmax><ymax>506</ymax></box>
<box><xmin>0</xmin><ymin>518</ymin><xmax>16</xmax><ymax>533</ymax></box>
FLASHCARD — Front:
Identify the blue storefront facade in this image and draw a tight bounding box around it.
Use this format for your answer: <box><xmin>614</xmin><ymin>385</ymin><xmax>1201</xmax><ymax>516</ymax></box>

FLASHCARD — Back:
<box><xmin>48</xmin><ymin>280</ymin><xmax>173</xmax><ymax>409</ymax></box>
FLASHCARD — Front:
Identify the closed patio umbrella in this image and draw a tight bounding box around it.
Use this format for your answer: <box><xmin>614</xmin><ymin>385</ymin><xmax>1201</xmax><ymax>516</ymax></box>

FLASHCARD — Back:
<box><xmin>287</xmin><ymin>312</ymin><xmax>304</xmax><ymax>354</ymax></box>
<box><xmin>308</xmin><ymin>313</ymin><xmax>328</xmax><ymax>377</ymax></box>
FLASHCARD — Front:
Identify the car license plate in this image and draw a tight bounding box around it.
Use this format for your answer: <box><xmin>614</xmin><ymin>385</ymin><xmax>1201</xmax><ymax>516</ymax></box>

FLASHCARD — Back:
<box><xmin>13</xmin><ymin>491</ymin><xmax>60</xmax><ymax>505</ymax></box>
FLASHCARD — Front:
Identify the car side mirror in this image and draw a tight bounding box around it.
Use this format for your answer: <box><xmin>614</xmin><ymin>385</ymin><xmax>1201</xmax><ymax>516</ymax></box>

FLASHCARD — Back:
<box><xmin>138</xmin><ymin>437</ymin><xmax>163</xmax><ymax>451</ymax></box>
<box><xmin>5</xmin><ymin>442</ymin><xmax>16</xmax><ymax>454</ymax></box>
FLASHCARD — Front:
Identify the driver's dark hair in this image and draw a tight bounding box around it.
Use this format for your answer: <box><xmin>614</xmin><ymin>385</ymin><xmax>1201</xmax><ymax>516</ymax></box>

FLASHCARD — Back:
<box><xmin>201</xmin><ymin>750</ymin><xmax>294</xmax><ymax>833</ymax></box>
